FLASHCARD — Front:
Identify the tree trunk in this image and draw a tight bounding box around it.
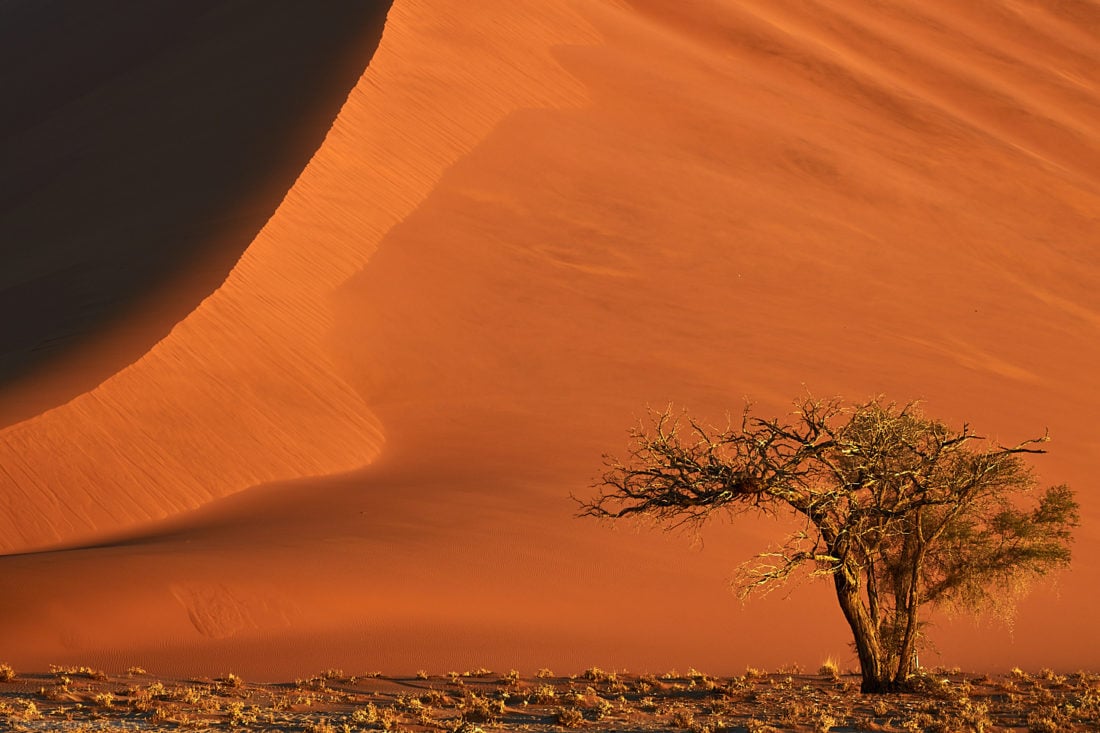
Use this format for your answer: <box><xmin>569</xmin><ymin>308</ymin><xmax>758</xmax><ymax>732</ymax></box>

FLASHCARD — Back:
<box><xmin>832</xmin><ymin>566</ymin><xmax>893</xmax><ymax>693</ymax></box>
<box><xmin>893</xmin><ymin>524</ymin><xmax>927</xmax><ymax>686</ymax></box>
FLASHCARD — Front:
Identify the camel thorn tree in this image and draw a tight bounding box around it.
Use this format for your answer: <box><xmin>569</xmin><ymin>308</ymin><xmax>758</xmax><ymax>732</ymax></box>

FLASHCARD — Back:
<box><xmin>577</xmin><ymin>394</ymin><xmax>1078</xmax><ymax>693</ymax></box>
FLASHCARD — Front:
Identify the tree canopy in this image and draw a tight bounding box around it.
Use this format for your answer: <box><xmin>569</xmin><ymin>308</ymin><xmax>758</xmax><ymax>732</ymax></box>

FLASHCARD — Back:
<box><xmin>578</xmin><ymin>395</ymin><xmax>1078</xmax><ymax>693</ymax></box>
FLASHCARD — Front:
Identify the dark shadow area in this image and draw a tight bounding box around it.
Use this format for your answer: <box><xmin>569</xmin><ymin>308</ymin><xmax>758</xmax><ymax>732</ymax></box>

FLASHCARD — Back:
<box><xmin>0</xmin><ymin>0</ymin><xmax>392</xmax><ymax>426</ymax></box>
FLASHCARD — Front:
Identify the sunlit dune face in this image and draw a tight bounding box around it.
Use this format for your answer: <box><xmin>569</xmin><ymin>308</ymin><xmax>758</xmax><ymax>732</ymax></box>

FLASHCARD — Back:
<box><xmin>0</xmin><ymin>0</ymin><xmax>1098</xmax><ymax>678</ymax></box>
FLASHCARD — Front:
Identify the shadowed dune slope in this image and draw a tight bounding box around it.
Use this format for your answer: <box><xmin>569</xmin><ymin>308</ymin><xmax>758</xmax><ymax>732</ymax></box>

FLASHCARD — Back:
<box><xmin>0</xmin><ymin>0</ymin><xmax>391</xmax><ymax>425</ymax></box>
<box><xmin>0</xmin><ymin>0</ymin><xmax>1098</xmax><ymax>676</ymax></box>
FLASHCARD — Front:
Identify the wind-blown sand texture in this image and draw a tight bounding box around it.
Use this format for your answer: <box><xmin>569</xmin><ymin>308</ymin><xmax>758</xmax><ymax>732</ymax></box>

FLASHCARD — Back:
<box><xmin>1</xmin><ymin>0</ymin><xmax>1098</xmax><ymax>677</ymax></box>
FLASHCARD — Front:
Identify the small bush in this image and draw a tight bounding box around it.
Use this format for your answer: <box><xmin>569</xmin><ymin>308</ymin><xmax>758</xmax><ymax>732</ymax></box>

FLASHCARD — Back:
<box><xmin>555</xmin><ymin>706</ymin><xmax>585</xmax><ymax>728</ymax></box>
<box><xmin>818</xmin><ymin>657</ymin><xmax>840</xmax><ymax>681</ymax></box>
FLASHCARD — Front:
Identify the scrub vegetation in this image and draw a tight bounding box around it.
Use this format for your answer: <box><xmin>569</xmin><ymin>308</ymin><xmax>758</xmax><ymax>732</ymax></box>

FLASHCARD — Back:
<box><xmin>0</xmin><ymin>665</ymin><xmax>1099</xmax><ymax>731</ymax></box>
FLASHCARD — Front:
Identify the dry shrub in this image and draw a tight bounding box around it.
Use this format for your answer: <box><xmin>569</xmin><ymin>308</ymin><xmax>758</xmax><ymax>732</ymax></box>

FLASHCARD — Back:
<box><xmin>745</xmin><ymin>717</ymin><xmax>779</xmax><ymax>733</ymax></box>
<box><xmin>49</xmin><ymin>665</ymin><xmax>106</xmax><ymax>680</ymax></box>
<box><xmin>7</xmin><ymin>699</ymin><xmax>40</xmax><ymax>721</ymax></box>
<box><xmin>351</xmin><ymin>703</ymin><xmax>400</xmax><ymax>730</ymax></box>
<box><xmin>304</xmin><ymin>720</ymin><xmax>338</xmax><ymax>733</ymax></box>
<box><xmin>467</xmin><ymin>667</ymin><xmax>494</xmax><ymax>678</ymax></box>
<box><xmin>818</xmin><ymin>657</ymin><xmax>840</xmax><ymax>681</ymax></box>
<box><xmin>350</xmin><ymin>705</ymin><xmax>379</xmax><ymax>725</ymax></box>
<box><xmin>1026</xmin><ymin>706</ymin><xmax>1070</xmax><ymax>733</ymax></box>
<box><xmin>225</xmin><ymin>701</ymin><xmax>258</xmax><ymax>726</ymax></box>
<box><xmin>555</xmin><ymin>706</ymin><xmax>585</xmax><ymax>728</ymax></box>
<box><xmin>149</xmin><ymin>706</ymin><xmax>197</xmax><ymax>727</ymax></box>
<box><xmin>421</xmin><ymin>688</ymin><xmax>448</xmax><ymax>707</ymax></box>
<box><xmin>460</xmin><ymin>692</ymin><xmax>502</xmax><ymax>724</ymax></box>
<box><xmin>528</xmin><ymin>684</ymin><xmax>556</xmax><ymax>704</ymax></box>
<box><xmin>813</xmin><ymin>711</ymin><xmax>837</xmax><ymax>733</ymax></box>
<box><xmin>671</xmin><ymin>707</ymin><xmax>695</xmax><ymax>728</ymax></box>
<box><xmin>0</xmin><ymin>664</ymin><xmax>15</xmax><ymax>682</ymax></box>
<box><xmin>583</xmin><ymin>667</ymin><xmax>616</xmax><ymax>684</ymax></box>
<box><xmin>591</xmin><ymin>696</ymin><xmax>614</xmax><ymax>721</ymax></box>
<box><xmin>902</xmin><ymin>712</ymin><xmax>936</xmax><ymax>731</ymax></box>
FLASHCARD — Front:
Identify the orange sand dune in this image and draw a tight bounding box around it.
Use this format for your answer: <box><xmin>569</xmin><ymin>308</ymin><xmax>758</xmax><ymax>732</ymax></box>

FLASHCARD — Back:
<box><xmin>1</xmin><ymin>0</ymin><xmax>1098</xmax><ymax>677</ymax></box>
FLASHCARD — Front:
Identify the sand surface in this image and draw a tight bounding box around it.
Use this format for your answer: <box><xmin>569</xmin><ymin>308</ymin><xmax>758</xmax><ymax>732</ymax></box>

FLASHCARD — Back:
<box><xmin>1</xmin><ymin>0</ymin><xmax>1098</xmax><ymax>678</ymax></box>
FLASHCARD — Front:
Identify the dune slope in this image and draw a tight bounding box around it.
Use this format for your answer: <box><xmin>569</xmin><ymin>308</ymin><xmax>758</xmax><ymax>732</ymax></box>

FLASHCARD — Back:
<box><xmin>0</xmin><ymin>0</ymin><xmax>391</xmax><ymax>425</ymax></box>
<box><xmin>0</xmin><ymin>0</ymin><xmax>1098</xmax><ymax>676</ymax></box>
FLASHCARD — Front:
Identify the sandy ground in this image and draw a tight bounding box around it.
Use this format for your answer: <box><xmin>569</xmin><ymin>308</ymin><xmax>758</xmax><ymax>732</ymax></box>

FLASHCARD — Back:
<box><xmin>0</xmin><ymin>0</ymin><xmax>1098</xmax><ymax>678</ymax></box>
<box><xmin>1</xmin><ymin>666</ymin><xmax>1098</xmax><ymax>732</ymax></box>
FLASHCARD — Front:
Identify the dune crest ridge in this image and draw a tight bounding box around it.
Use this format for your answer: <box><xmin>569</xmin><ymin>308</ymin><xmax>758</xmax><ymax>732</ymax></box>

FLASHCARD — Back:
<box><xmin>0</xmin><ymin>0</ymin><xmax>600</xmax><ymax>554</ymax></box>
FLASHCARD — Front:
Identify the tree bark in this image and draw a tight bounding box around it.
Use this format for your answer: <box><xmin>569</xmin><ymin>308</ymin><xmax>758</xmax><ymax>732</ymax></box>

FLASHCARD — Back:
<box><xmin>832</xmin><ymin>565</ymin><xmax>893</xmax><ymax>693</ymax></box>
<box><xmin>894</xmin><ymin>514</ymin><xmax>927</xmax><ymax>685</ymax></box>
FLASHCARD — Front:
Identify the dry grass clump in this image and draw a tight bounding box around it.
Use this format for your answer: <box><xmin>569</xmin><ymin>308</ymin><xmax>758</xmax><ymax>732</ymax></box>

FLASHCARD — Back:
<box><xmin>48</xmin><ymin>664</ymin><xmax>106</xmax><ymax>680</ymax></box>
<box><xmin>527</xmin><ymin>683</ymin><xmax>557</xmax><ymax>704</ymax></box>
<box><xmin>555</xmin><ymin>705</ymin><xmax>585</xmax><ymax>727</ymax></box>
<box><xmin>0</xmin><ymin>698</ymin><xmax>40</xmax><ymax>721</ymax></box>
<box><xmin>582</xmin><ymin>666</ymin><xmax>616</xmax><ymax>683</ymax></box>
<box><xmin>459</xmin><ymin>690</ymin><xmax>504</xmax><ymax>724</ymax></box>
<box><xmin>670</xmin><ymin>707</ymin><xmax>695</xmax><ymax>728</ymax></box>
<box><xmin>818</xmin><ymin>657</ymin><xmax>840</xmax><ymax>682</ymax></box>
<box><xmin>0</xmin><ymin>663</ymin><xmax>15</xmax><ymax>682</ymax></box>
<box><xmin>745</xmin><ymin>717</ymin><xmax>779</xmax><ymax>733</ymax></box>
<box><xmin>1027</xmin><ymin>707</ymin><xmax>1070</xmax><ymax>733</ymax></box>
<box><xmin>812</xmin><ymin>710</ymin><xmax>837</xmax><ymax>733</ymax></box>
<box><xmin>221</xmin><ymin>671</ymin><xmax>245</xmax><ymax>689</ymax></box>
<box><xmin>347</xmin><ymin>702</ymin><xmax>405</xmax><ymax>730</ymax></box>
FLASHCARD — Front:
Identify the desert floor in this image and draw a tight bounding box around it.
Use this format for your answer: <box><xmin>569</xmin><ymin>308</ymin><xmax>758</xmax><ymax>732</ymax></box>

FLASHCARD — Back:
<box><xmin>1</xmin><ymin>665</ymin><xmax>1098</xmax><ymax>732</ymax></box>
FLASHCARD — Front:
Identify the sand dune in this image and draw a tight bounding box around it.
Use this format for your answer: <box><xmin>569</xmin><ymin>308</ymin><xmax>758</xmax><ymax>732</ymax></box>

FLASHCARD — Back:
<box><xmin>0</xmin><ymin>0</ymin><xmax>390</xmax><ymax>425</ymax></box>
<box><xmin>1</xmin><ymin>0</ymin><xmax>1098</xmax><ymax>677</ymax></box>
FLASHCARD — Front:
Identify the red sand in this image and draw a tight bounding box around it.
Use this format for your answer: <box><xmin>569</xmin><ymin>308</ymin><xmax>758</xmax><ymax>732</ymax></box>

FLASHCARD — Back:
<box><xmin>1</xmin><ymin>0</ymin><xmax>1098</xmax><ymax>678</ymax></box>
